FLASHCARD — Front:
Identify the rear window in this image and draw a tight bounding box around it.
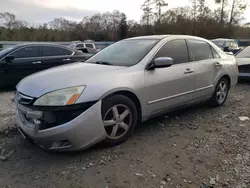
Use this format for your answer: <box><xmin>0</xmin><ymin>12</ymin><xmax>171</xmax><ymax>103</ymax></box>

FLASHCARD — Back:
<box><xmin>43</xmin><ymin>46</ymin><xmax>73</xmax><ymax>56</ymax></box>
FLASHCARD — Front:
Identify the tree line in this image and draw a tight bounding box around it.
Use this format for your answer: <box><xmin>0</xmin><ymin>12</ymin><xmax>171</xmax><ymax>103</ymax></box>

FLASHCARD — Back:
<box><xmin>0</xmin><ymin>0</ymin><xmax>249</xmax><ymax>42</ymax></box>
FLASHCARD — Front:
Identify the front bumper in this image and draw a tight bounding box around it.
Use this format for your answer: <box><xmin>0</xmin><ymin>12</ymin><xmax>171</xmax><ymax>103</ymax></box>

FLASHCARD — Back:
<box><xmin>239</xmin><ymin>72</ymin><xmax>250</xmax><ymax>79</ymax></box>
<box><xmin>16</xmin><ymin>100</ymin><xmax>106</xmax><ymax>151</ymax></box>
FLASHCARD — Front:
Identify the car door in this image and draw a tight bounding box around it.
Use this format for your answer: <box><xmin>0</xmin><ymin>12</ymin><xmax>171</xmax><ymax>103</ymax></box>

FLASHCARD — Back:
<box><xmin>144</xmin><ymin>39</ymin><xmax>195</xmax><ymax>115</ymax></box>
<box><xmin>2</xmin><ymin>46</ymin><xmax>43</xmax><ymax>86</ymax></box>
<box><xmin>187</xmin><ymin>39</ymin><xmax>220</xmax><ymax>100</ymax></box>
<box><xmin>42</xmin><ymin>45</ymin><xmax>75</xmax><ymax>67</ymax></box>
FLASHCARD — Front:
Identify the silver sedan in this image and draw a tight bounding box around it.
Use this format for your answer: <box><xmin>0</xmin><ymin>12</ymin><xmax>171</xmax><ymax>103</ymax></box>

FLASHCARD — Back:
<box><xmin>15</xmin><ymin>35</ymin><xmax>238</xmax><ymax>151</ymax></box>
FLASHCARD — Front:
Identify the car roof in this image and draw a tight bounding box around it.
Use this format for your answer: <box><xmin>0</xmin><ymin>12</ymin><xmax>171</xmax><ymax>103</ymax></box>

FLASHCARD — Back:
<box><xmin>126</xmin><ymin>35</ymin><xmax>170</xmax><ymax>40</ymax></box>
<box><xmin>10</xmin><ymin>43</ymin><xmax>77</xmax><ymax>51</ymax></box>
<box><xmin>125</xmin><ymin>35</ymin><xmax>210</xmax><ymax>41</ymax></box>
<box><xmin>14</xmin><ymin>42</ymin><xmax>67</xmax><ymax>47</ymax></box>
<box><xmin>211</xmin><ymin>38</ymin><xmax>235</xmax><ymax>41</ymax></box>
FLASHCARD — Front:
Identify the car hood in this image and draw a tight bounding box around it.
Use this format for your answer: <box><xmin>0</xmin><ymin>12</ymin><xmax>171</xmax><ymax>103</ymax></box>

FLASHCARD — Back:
<box><xmin>17</xmin><ymin>62</ymin><xmax>125</xmax><ymax>97</ymax></box>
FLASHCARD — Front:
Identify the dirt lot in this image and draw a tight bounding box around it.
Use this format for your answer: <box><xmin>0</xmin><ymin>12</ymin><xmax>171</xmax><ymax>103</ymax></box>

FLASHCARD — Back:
<box><xmin>1</xmin><ymin>83</ymin><xmax>250</xmax><ymax>188</ymax></box>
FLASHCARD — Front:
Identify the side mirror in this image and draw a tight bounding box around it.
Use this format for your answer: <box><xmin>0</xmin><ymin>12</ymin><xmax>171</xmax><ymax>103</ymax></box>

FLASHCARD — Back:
<box><xmin>148</xmin><ymin>57</ymin><xmax>173</xmax><ymax>70</ymax></box>
<box><xmin>5</xmin><ymin>55</ymin><xmax>14</xmax><ymax>63</ymax></box>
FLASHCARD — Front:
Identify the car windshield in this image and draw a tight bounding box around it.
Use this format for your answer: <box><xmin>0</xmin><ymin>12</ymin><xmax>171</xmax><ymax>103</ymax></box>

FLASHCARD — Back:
<box><xmin>68</xmin><ymin>44</ymin><xmax>76</xmax><ymax>48</ymax></box>
<box><xmin>212</xmin><ymin>40</ymin><xmax>225</xmax><ymax>48</ymax></box>
<box><xmin>0</xmin><ymin>46</ymin><xmax>15</xmax><ymax>57</ymax></box>
<box><xmin>85</xmin><ymin>39</ymin><xmax>159</xmax><ymax>66</ymax></box>
<box><xmin>225</xmin><ymin>41</ymin><xmax>239</xmax><ymax>49</ymax></box>
<box><xmin>236</xmin><ymin>46</ymin><xmax>250</xmax><ymax>58</ymax></box>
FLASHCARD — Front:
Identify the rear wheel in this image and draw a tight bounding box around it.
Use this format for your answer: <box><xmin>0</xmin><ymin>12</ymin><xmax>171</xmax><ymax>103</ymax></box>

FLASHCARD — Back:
<box><xmin>101</xmin><ymin>95</ymin><xmax>138</xmax><ymax>146</ymax></box>
<box><xmin>208</xmin><ymin>77</ymin><xmax>229</xmax><ymax>107</ymax></box>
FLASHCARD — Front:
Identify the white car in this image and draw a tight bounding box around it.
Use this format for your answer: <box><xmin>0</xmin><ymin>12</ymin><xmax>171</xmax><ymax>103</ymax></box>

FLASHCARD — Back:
<box><xmin>68</xmin><ymin>42</ymin><xmax>96</xmax><ymax>50</ymax></box>
<box><xmin>235</xmin><ymin>46</ymin><xmax>250</xmax><ymax>79</ymax></box>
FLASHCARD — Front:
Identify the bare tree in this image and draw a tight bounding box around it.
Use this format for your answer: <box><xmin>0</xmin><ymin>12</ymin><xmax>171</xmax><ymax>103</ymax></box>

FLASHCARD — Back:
<box><xmin>119</xmin><ymin>13</ymin><xmax>128</xmax><ymax>39</ymax></box>
<box><xmin>141</xmin><ymin>0</ymin><xmax>154</xmax><ymax>25</ymax></box>
<box><xmin>0</xmin><ymin>5</ymin><xmax>249</xmax><ymax>42</ymax></box>
<box><xmin>0</xmin><ymin>12</ymin><xmax>16</xmax><ymax>29</ymax></box>
<box><xmin>154</xmin><ymin>0</ymin><xmax>168</xmax><ymax>24</ymax></box>
<box><xmin>197</xmin><ymin>0</ymin><xmax>210</xmax><ymax>17</ymax></box>
<box><xmin>229</xmin><ymin>0</ymin><xmax>247</xmax><ymax>26</ymax></box>
<box><xmin>191</xmin><ymin>0</ymin><xmax>197</xmax><ymax>35</ymax></box>
<box><xmin>215</xmin><ymin>0</ymin><xmax>228</xmax><ymax>25</ymax></box>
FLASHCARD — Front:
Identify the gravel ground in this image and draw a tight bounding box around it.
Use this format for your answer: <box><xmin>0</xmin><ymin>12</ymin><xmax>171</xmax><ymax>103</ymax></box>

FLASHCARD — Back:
<box><xmin>0</xmin><ymin>90</ymin><xmax>16</xmax><ymax>132</ymax></box>
<box><xmin>1</xmin><ymin>83</ymin><xmax>250</xmax><ymax>188</ymax></box>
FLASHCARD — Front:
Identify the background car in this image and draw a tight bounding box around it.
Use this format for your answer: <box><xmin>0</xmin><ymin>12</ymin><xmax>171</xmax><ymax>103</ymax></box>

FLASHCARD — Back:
<box><xmin>235</xmin><ymin>46</ymin><xmax>250</xmax><ymax>79</ymax></box>
<box><xmin>76</xmin><ymin>47</ymin><xmax>97</xmax><ymax>55</ymax></box>
<box><xmin>68</xmin><ymin>42</ymin><xmax>96</xmax><ymax>50</ymax></box>
<box><xmin>0</xmin><ymin>43</ymin><xmax>92</xmax><ymax>87</ymax></box>
<box><xmin>15</xmin><ymin>35</ymin><xmax>238</xmax><ymax>151</ymax></box>
<box><xmin>211</xmin><ymin>38</ymin><xmax>240</xmax><ymax>54</ymax></box>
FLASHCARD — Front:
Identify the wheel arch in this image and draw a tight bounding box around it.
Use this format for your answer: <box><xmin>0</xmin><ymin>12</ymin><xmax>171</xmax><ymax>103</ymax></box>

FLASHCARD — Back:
<box><xmin>220</xmin><ymin>74</ymin><xmax>231</xmax><ymax>89</ymax></box>
<box><xmin>102</xmin><ymin>90</ymin><xmax>142</xmax><ymax>124</ymax></box>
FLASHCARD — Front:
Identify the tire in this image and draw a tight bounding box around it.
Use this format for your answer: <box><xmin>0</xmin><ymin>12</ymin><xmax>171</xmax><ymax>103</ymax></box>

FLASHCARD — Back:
<box><xmin>101</xmin><ymin>95</ymin><xmax>138</xmax><ymax>146</ymax></box>
<box><xmin>208</xmin><ymin>77</ymin><xmax>229</xmax><ymax>107</ymax></box>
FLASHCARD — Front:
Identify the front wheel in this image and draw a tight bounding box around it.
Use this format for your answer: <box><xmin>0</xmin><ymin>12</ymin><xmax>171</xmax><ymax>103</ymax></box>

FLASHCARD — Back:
<box><xmin>101</xmin><ymin>95</ymin><xmax>138</xmax><ymax>146</ymax></box>
<box><xmin>208</xmin><ymin>77</ymin><xmax>229</xmax><ymax>107</ymax></box>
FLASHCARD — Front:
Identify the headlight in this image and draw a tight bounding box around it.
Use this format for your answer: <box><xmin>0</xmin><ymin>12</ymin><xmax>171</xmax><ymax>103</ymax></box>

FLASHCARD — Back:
<box><xmin>33</xmin><ymin>86</ymin><xmax>85</xmax><ymax>106</ymax></box>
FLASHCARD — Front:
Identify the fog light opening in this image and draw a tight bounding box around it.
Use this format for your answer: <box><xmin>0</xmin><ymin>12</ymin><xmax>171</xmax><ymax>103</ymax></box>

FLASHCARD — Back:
<box><xmin>33</xmin><ymin>119</ymin><xmax>41</xmax><ymax>125</ymax></box>
<box><xmin>50</xmin><ymin>140</ymin><xmax>72</xmax><ymax>149</ymax></box>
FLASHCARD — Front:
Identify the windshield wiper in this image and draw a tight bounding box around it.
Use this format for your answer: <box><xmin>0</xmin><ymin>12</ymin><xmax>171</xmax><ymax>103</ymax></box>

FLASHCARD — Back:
<box><xmin>92</xmin><ymin>61</ymin><xmax>113</xmax><ymax>66</ymax></box>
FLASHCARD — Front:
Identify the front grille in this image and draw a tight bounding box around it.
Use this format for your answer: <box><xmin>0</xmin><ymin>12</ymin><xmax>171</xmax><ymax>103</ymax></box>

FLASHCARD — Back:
<box><xmin>16</xmin><ymin>92</ymin><xmax>34</xmax><ymax>105</ymax></box>
<box><xmin>239</xmin><ymin>65</ymin><xmax>250</xmax><ymax>73</ymax></box>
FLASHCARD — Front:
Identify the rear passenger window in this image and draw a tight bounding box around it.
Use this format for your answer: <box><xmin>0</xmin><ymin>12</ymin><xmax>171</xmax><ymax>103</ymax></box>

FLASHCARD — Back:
<box><xmin>85</xmin><ymin>44</ymin><xmax>94</xmax><ymax>48</ymax></box>
<box><xmin>76</xmin><ymin>44</ymin><xmax>84</xmax><ymax>48</ymax></box>
<box><xmin>154</xmin><ymin>39</ymin><xmax>189</xmax><ymax>64</ymax></box>
<box><xmin>188</xmin><ymin>40</ymin><xmax>213</xmax><ymax>61</ymax></box>
<box><xmin>43</xmin><ymin>46</ymin><xmax>73</xmax><ymax>56</ymax></box>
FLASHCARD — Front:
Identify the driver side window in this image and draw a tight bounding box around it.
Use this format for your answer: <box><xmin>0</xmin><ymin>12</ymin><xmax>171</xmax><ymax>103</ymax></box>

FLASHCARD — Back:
<box><xmin>11</xmin><ymin>46</ymin><xmax>42</xmax><ymax>59</ymax></box>
<box><xmin>154</xmin><ymin>39</ymin><xmax>189</xmax><ymax>64</ymax></box>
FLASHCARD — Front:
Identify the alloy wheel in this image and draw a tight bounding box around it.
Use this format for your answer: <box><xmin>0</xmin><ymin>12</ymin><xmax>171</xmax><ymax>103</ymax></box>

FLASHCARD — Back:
<box><xmin>216</xmin><ymin>81</ymin><xmax>228</xmax><ymax>104</ymax></box>
<box><xmin>103</xmin><ymin>104</ymin><xmax>132</xmax><ymax>140</ymax></box>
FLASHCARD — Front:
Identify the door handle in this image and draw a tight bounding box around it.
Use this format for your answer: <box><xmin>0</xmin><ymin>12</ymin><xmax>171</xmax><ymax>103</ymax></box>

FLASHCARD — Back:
<box><xmin>215</xmin><ymin>62</ymin><xmax>222</xmax><ymax>67</ymax></box>
<box><xmin>63</xmin><ymin>58</ymin><xmax>71</xmax><ymax>61</ymax></box>
<box><xmin>32</xmin><ymin>61</ymin><xmax>41</xmax><ymax>64</ymax></box>
<box><xmin>184</xmin><ymin>68</ymin><xmax>194</xmax><ymax>74</ymax></box>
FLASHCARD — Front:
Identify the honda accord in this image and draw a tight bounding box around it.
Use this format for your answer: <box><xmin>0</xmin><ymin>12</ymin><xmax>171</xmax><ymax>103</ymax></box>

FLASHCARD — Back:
<box><xmin>15</xmin><ymin>35</ymin><xmax>238</xmax><ymax>151</ymax></box>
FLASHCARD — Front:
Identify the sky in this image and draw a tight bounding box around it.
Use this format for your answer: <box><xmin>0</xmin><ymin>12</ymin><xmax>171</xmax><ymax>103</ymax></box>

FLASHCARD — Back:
<box><xmin>0</xmin><ymin>0</ymin><xmax>249</xmax><ymax>24</ymax></box>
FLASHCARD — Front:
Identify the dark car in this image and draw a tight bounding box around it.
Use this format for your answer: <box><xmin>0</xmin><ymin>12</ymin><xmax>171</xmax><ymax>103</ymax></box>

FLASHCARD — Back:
<box><xmin>0</xmin><ymin>43</ymin><xmax>92</xmax><ymax>87</ymax></box>
<box><xmin>211</xmin><ymin>38</ymin><xmax>240</xmax><ymax>54</ymax></box>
